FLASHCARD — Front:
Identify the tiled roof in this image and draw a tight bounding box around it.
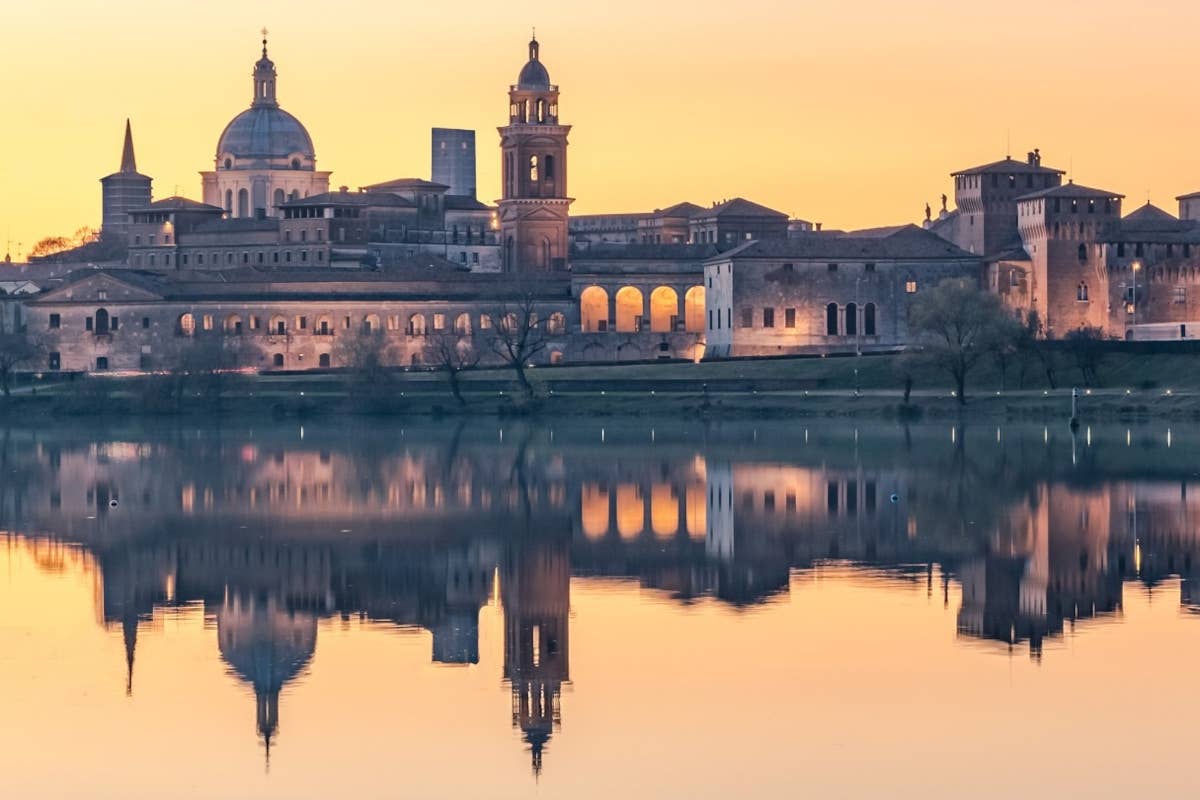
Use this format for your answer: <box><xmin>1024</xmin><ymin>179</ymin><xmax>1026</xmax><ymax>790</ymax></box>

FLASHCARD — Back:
<box><xmin>693</xmin><ymin>198</ymin><xmax>788</xmax><ymax>220</ymax></box>
<box><xmin>360</xmin><ymin>177</ymin><xmax>450</xmax><ymax>192</ymax></box>
<box><xmin>1017</xmin><ymin>182</ymin><xmax>1124</xmax><ymax>201</ymax></box>
<box><xmin>190</xmin><ymin>218</ymin><xmax>281</xmax><ymax>234</ymax></box>
<box><xmin>951</xmin><ymin>156</ymin><xmax>1065</xmax><ymax>176</ymax></box>
<box><xmin>652</xmin><ymin>202</ymin><xmax>704</xmax><ymax>218</ymax></box>
<box><xmin>718</xmin><ymin>225</ymin><xmax>977</xmax><ymax>260</ymax></box>
<box><xmin>135</xmin><ymin>196</ymin><xmax>223</xmax><ymax>213</ymax></box>
<box><xmin>572</xmin><ymin>243</ymin><xmax>720</xmax><ymax>261</ymax></box>
<box><xmin>280</xmin><ymin>190</ymin><xmax>413</xmax><ymax>208</ymax></box>
<box><xmin>444</xmin><ymin>195</ymin><xmax>492</xmax><ymax>211</ymax></box>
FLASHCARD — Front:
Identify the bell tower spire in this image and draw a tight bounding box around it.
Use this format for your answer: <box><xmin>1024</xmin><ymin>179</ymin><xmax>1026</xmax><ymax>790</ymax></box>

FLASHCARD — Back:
<box><xmin>252</xmin><ymin>28</ymin><xmax>278</xmax><ymax>108</ymax></box>
<box><xmin>498</xmin><ymin>34</ymin><xmax>572</xmax><ymax>272</ymax></box>
<box><xmin>119</xmin><ymin>118</ymin><xmax>138</xmax><ymax>173</ymax></box>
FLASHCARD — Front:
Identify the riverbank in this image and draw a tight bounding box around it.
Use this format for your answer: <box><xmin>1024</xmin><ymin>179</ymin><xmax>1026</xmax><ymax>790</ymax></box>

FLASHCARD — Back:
<box><xmin>5</xmin><ymin>349</ymin><xmax>1200</xmax><ymax>421</ymax></box>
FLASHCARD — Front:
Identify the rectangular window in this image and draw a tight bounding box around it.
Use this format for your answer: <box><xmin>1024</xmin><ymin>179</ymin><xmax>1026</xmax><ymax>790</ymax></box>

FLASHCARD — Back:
<box><xmin>785</xmin><ymin>308</ymin><xmax>796</xmax><ymax>328</ymax></box>
<box><xmin>1175</xmin><ymin>287</ymin><xmax>1187</xmax><ymax>304</ymax></box>
<box><xmin>708</xmin><ymin>310</ymin><xmax>713</xmax><ymax>329</ymax></box>
<box><xmin>343</xmin><ymin>316</ymin><xmax>351</xmax><ymax>329</ymax></box>
<box><xmin>48</xmin><ymin>352</ymin><xmax>60</xmax><ymax>370</ymax></box>
<box><xmin>472</xmin><ymin>252</ymin><xmax>479</xmax><ymax>264</ymax></box>
<box><xmin>111</xmin><ymin>316</ymin><xmax>118</xmax><ymax>330</ymax></box>
<box><xmin>96</xmin><ymin>356</ymin><xmax>109</xmax><ymax>371</ymax></box>
<box><xmin>250</xmin><ymin>316</ymin><xmax>260</xmax><ymax>330</ymax></box>
<box><xmin>763</xmin><ymin>308</ymin><xmax>774</xmax><ymax>328</ymax></box>
<box><xmin>142</xmin><ymin>317</ymin><xmax>149</xmax><ymax>329</ymax></box>
<box><xmin>297</xmin><ymin>316</ymin><xmax>307</xmax><ymax>330</ymax></box>
<box><xmin>433</xmin><ymin>313</ymin><xmax>446</xmax><ymax>331</ymax></box>
<box><xmin>827</xmin><ymin>263</ymin><xmax>838</xmax><ymax>272</ymax></box>
<box><xmin>98</xmin><ymin>289</ymin><xmax>108</xmax><ymax>301</ymax></box>
<box><xmin>782</xmin><ymin>263</ymin><xmax>794</xmax><ymax>272</ymax></box>
<box><xmin>865</xmin><ymin>263</ymin><xmax>875</xmax><ymax>273</ymax></box>
<box><xmin>86</xmin><ymin>317</ymin><xmax>93</xmax><ymax>331</ymax></box>
<box><xmin>741</xmin><ymin>308</ymin><xmax>753</xmax><ymax>328</ymax></box>
<box><xmin>49</xmin><ymin>313</ymin><xmax>60</xmax><ymax>329</ymax></box>
<box><xmin>726</xmin><ymin>308</ymin><xmax>731</xmax><ymax>329</ymax></box>
<box><xmin>905</xmin><ymin>280</ymin><xmax>918</xmax><ymax>294</ymax></box>
<box><xmin>182</xmin><ymin>255</ymin><xmax>189</xmax><ymax>266</ymax></box>
<box><xmin>460</xmin><ymin>252</ymin><xmax>468</xmax><ymax>263</ymax></box>
<box><xmin>242</xmin><ymin>252</ymin><xmax>249</xmax><ymax>264</ymax></box>
<box><xmin>202</xmin><ymin>314</ymin><xmax>213</xmax><ymax>331</ymax></box>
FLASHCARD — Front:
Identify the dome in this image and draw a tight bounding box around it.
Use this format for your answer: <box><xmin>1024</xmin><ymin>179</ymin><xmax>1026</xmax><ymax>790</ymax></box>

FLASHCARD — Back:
<box><xmin>517</xmin><ymin>38</ymin><xmax>551</xmax><ymax>90</ymax></box>
<box><xmin>217</xmin><ymin>106</ymin><xmax>315</xmax><ymax>162</ymax></box>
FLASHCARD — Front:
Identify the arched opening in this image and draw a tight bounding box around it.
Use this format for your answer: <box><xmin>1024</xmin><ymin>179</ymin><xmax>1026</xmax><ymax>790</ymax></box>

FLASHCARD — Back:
<box><xmin>540</xmin><ymin>237</ymin><xmax>551</xmax><ymax>270</ymax></box>
<box><xmin>315</xmin><ymin>315</ymin><xmax>332</xmax><ymax>335</ymax></box>
<box><xmin>581</xmin><ymin>484</ymin><xmax>610</xmax><ymax>539</ymax></box>
<box><xmin>550</xmin><ymin>350</ymin><xmax>564</xmax><ymax>364</ymax></box>
<box><xmin>649</xmin><ymin>286</ymin><xmax>679</xmax><ymax>332</ymax></box>
<box><xmin>1078</xmin><ymin>243</ymin><xmax>1088</xmax><ymax>262</ymax></box>
<box><xmin>318</xmin><ymin>353</ymin><xmax>331</xmax><ymax>368</ymax></box>
<box><xmin>826</xmin><ymin>303</ymin><xmax>839</xmax><ymax>335</ymax></box>
<box><xmin>237</xmin><ymin>188</ymin><xmax>249</xmax><ymax>219</ymax></box>
<box><xmin>94</xmin><ymin>308</ymin><xmax>110</xmax><ymax>335</ymax></box>
<box><xmin>529</xmin><ymin>155</ymin><xmax>539</xmax><ymax>183</ymax></box>
<box><xmin>500</xmin><ymin>312</ymin><xmax>519</xmax><ymax>333</ymax></box>
<box><xmin>270</xmin><ymin>315</ymin><xmax>287</xmax><ymax>335</ymax></box>
<box><xmin>408</xmin><ymin>314</ymin><xmax>426</xmax><ymax>336</ymax></box>
<box><xmin>224</xmin><ymin>314</ymin><xmax>243</xmax><ymax>334</ymax></box>
<box><xmin>845</xmin><ymin>302</ymin><xmax>857</xmax><ymax>337</ymax></box>
<box><xmin>615</xmin><ymin>484</ymin><xmax>645</xmax><ymax>539</ymax></box>
<box><xmin>864</xmin><ymin>303</ymin><xmax>876</xmax><ymax>336</ymax></box>
<box><xmin>504</xmin><ymin>236</ymin><xmax>514</xmax><ymax>271</ymax></box>
<box><xmin>273</xmin><ymin>188</ymin><xmax>285</xmax><ymax>212</ymax></box>
<box><xmin>685</xmin><ymin>483</ymin><xmax>706</xmax><ymax>539</ymax></box>
<box><xmin>547</xmin><ymin>312</ymin><xmax>567</xmax><ymax>335</ymax></box>
<box><xmin>650</xmin><ymin>484</ymin><xmax>679</xmax><ymax>538</ymax></box>
<box><xmin>364</xmin><ymin>313</ymin><xmax>381</xmax><ymax>333</ymax></box>
<box><xmin>178</xmin><ymin>313</ymin><xmax>195</xmax><ymax>336</ymax></box>
<box><xmin>580</xmin><ymin>286</ymin><xmax>609</xmax><ymax>332</ymax></box>
<box><xmin>1077</xmin><ymin>282</ymin><xmax>1089</xmax><ymax>301</ymax></box>
<box><xmin>224</xmin><ymin>190</ymin><xmax>233</xmax><ymax>213</ymax></box>
<box><xmin>272</xmin><ymin>353</ymin><xmax>284</xmax><ymax>367</ymax></box>
<box><xmin>615</xmin><ymin>286</ymin><xmax>644</xmax><ymax>333</ymax></box>
<box><xmin>684</xmin><ymin>286</ymin><xmax>705</xmax><ymax>332</ymax></box>
<box><xmin>454</xmin><ymin>313</ymin><xmax>472</xmax><ymax>336</ymax></box>
<box><xmin>545</xmin><ymin>154</ymin><xmax>555</xmax><ymax>181</ymax></box>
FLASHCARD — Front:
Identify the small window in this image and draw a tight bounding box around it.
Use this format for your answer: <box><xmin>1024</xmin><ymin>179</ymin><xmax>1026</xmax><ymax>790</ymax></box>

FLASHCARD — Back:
<box><xmin>905</xmin><ymin>280</ymin><xmax>918</xmax><ymax>294</ymax></box>
<box><xmin>827</xmin><ymin>263</ymin><xmax>838</xmax><ymax>272</ymax></box>
<box><xmin>95</xmin><ymin>356</ymin><xmax>109</xmax><ymax>371</ymax></box>
<box><xmin>202</xmin><ymin>314</ymin><xmax>214</xmax><ymax>331</ymax></box>
<box><xmin>782</xmin><ymin>263</ymin><xmax>794</xmax><ymax>272</ymax></box>
<box><xmin>1175</xmin><ymin>286</ymin><xmax>1187</xmax><ymax>304</ymax></box>
<box><xmin>433</xmin><ymin>313</ymin><xmax>446</xmax><ymax>331</ymax></box>
<box><xmin>48</xmin><ymin>352</ymin><xmax>61</xmax><ymax>370</ymax></box>
<box><xmin>49</xmin><ymin>313</ymin><xmax>61</xmax><ymax>329</ymax></box>
<box><xmin>141</xmin><ymin>317</ymin><xmax>150</xmax><ymax>329</ymax></box>
<box><xmin>273</xmin><ymin>353</ymin><xmax>284</xmax><ymax>367</ymax></box>
<box><xmin>826</xmin><ymin>303</ymin><xmax>838</xmax><ymax>335</ymax></box>
<box><xmin>762</xmin><ymin>308</ymin><xmax>774</xmax><ymax>328</ymax></box>
<box><xmin>1078</xmin><ymin>243</ymin><xmax>1088</xmax><ymax>262</ymax></box>
<box><xmin>865</xmin><ymin>263</ymin><xmax>875</xmax><ymax>273</ymax></box>
<box><xmin>297</xmin><ymin>316</ymin><xmax>307</xmax><ymax>330</ymax></box>
<box><xmin>785</xmin><ymin>308</ymin><xmax>796</xmax><ymax>328</ymax></box>
<box><xmin>249</xmin><ymin>316</ymin><xmax>260</xmax><ymax>331</ymax></box>
<box><xmin>1077</xmin><ymin>282</ymin><xmax>1089</xmax><ymax>302</ymax></box>
<box><xmin>97</xmin><ymin>289</ymin><xmax>108</xmax><ymax>301</ymax></box>
<box><xmin>741</xmin><ymin>307</ymin><xmax>753</xmax><ymax>328</ymax></box>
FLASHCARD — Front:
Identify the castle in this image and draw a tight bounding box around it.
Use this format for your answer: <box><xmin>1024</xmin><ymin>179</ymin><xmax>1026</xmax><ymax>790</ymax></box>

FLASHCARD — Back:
<box><xmin>21</xmin><ymin>33</ymin><xmax>1200</xmax><ymax>374</ymax></box>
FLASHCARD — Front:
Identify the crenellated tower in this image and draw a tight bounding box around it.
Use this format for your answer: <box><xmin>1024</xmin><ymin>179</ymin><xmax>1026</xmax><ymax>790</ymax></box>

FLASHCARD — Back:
<box><xmin>497</xmin><ymin>35</ymin><xmax>572</xmax><ymax>272</ymax></box>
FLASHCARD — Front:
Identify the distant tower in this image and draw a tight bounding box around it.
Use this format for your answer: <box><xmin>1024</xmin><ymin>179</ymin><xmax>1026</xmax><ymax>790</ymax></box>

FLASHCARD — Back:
<box><xmin>99</xmin><ymin>119</ymin><xmax>152</xmax><ymax>240</ymax></box>
<box><xmin>950</xmin><ymin>150</ymin><xmax>1064</xmax><ymax>257</ymax></box>
<box><xmin>498</xmin><ymin>35</ymin><xmax>572</xmax><ymax>272</ymax></box>
<box><xmin>432</xmin><ymin>128</ymin><xmax>477</xmax><ymax>199</ymax></box>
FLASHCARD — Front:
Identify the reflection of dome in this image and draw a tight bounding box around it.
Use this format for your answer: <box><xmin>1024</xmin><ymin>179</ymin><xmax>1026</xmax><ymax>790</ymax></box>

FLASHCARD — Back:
<box><xmin>218</xmin><ymin>596</ymin><xmax>316</xmax><ymax>694</ymax></box>
<box><xmin>517</xmin><ymin>38</ymin><xmax>551</xmax><ymax>90</ymax></box>
<box><xmin>217</xmin><ymin>107</ymin><xmax>315</xmax><ymax>161</ymax></box>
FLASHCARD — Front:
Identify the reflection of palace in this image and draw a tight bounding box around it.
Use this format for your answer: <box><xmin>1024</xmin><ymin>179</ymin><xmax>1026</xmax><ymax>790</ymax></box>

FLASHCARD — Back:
<box><xmin>7</xmin><ymin>424</ymin><xmax>1200</xmax><ymax>772</ymax></box>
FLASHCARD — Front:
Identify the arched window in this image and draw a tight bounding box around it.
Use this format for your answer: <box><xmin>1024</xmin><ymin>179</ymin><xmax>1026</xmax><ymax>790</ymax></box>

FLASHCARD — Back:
<box><xmin>1078</xmin><ymin>243</ymin><xmax>1088</xmax><ymax>262</ymax></box>
<box><xmin>408</xmin><ymin>314</ymin><xmax>426</xmax><ymax>336</ymax></box>
<box><xmin>845</xmin><ymin>302</ymin><xmax>857</xmax><ymax>336</ymax></box>
<box><xmin>291</xmin><ymin>158</ymin><xmax>301</xmax><ymax>169</ymax></box>
<box><xmin>649</xmin><ymin>286</ymin><xmax>679</xmax><ymax>332</ymax></box>
<box><xmin>550</xmin><ymin>350</ymin><xmax>564</xmax><ymax>364</ymax></box>
<box><xmin>529</xmin><ymin>155</ymin><xmax>539</xmax><ymax>182</ymax></box>
<box><xmin>273</xmin><ymin>353</ymin><xmax>284</xmax><ymax>367</ymax></box>
<box><xmin>540</xmin><ymin>237</ymin><xmax>551</xmax><ymax>270</ymax></box>
<box><xmin>273</xmin><ymin>188</ymin><xmax>285</xmax><ymax>211</ymax></box>
<box><xmin>94</xmin><ymin>308</ymin><xmax>110</xmax><ymax>335</ymax></box>
<box><xmin>179</xmin><ymin>313</ymin><xmax>195</xmax><ymax>336</ymax></box>
<box><xmin>826</xmin><ymin>303</ymin><xmax>839</xmax><ymax>336</ymax></box>
<box><xmin>270</xmin><ymin>315</ymin><xmax>287</xmax><ymax>335</ymax></box>
<box><xmin>580</xmin><ymin>286</ymin><xmax>609</xmax><ymax>332</ymax></box>
<box><xmin>536</xmin><ymin>99</ymin><xmax>545</xmax><ymax>122</ymax></box>
<box><xmin>237</xmin><ymin>188</ymin><xmax>249</xmax><ymax>218</ymax></box>
<box><xmin>684</xmin><ymin>286</ymin><xmax>706</xmax><ymax>332</ymax></box>
<box><xmin>454</xmin><ymin>312</ymin><xmax>472</xmax><ymax>336</ymax></box>
<box><xmin>1077</xmin><ymin>282</ymin><xmax>1089</xmax><ymax>301</ymax></box>
<box><xmin>224</xmin><ymin>314</ymin><xmax>242</xmax><ymax>334</ymax></box>
<box><xmin>319</xmin><ymin>353</ymin><xmax>331</xmax><ymax>368</ymax></box>
<box><xmin>223</xmin><ymin>158</ymin><xmax>232</xmax><ymax>170</ymax></box>
<box><xmin>224</xmin><ymin>190</ymin><xmax>233</xmax><ymax>213</ymax></box>
<box><xmin>545</xmin><ymin>154</ymin><xmax>555</xmax><ymax>181</ymax></box>
<box><xmin>364</xmin><ymin>313</ymin><xmax>381</xmax><ymax>333</ymax></box>
<box><xmin>615</xmin><ymin>286</ymin><xmax>644</xmax><ymax>332</ymax></box>
<box><xmin>547</xmin><ymin>312</ymin><xmax>567</xmax><ymax>334</ymax></box>
<box><xmin>289</xmin><ymin>190</ymin><xmax>299</xmax><ymax>202</ymax></box>
<box><xmin>864</xmin><ymin>303</ymin><xmax>876</xmax><ymax>336</ymax></box>
<box><xmin>316</xmin><ymin>315</ymin><xmax>332</xmax><ymax>335</ymax></box>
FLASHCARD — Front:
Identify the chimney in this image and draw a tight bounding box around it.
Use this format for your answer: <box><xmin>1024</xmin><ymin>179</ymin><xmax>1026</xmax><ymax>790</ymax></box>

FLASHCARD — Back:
<box><xmin>1028</xmin><ymin>149</ymin><xmax>1041</xmax><ymax>167</ymax></box>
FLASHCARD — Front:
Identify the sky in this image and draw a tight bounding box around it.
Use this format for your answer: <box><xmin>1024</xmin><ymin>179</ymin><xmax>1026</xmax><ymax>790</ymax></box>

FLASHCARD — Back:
<box><xmin>1</xmin><ymin>0</ymin><xmax>1197</xmax><ymax>260</ymax></box>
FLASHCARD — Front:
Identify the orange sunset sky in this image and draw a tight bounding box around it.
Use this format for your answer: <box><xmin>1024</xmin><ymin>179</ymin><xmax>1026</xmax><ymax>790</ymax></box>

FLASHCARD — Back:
<box><xmin>1</xmin><ymin>0</ymin><xmax>1196</xmax><ymax>260</ymax></box>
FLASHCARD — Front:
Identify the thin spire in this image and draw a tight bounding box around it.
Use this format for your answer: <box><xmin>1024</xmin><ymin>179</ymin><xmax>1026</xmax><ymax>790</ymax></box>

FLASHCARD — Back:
<box><xmin>123</xmin><ymin>613</ymin><xmax>138</xmax><ymax>697</ymax></box>
<box><xmin>261</xmin><ymin>27</ymin><xmax>269</xmax><ymax>59</ymax></box>
<box><xmin>120</xmin><ymin>118</ymin><xmax>137</xmax><ymax>174</ymax></box>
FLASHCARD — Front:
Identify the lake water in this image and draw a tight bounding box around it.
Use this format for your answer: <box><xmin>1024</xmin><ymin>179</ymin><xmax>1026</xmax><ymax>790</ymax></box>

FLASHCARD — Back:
<box><xmin>1</xmin><ymin>418</ymin><xmax>1198</xmax><ymax>798</ymax></box>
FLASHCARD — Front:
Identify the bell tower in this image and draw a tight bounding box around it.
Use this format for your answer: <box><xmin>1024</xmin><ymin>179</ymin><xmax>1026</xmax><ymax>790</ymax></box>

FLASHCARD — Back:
<box><xmin>498</xmin><ymin>35</ymin><xmax>572</xmax><ymax>272</ymax></box>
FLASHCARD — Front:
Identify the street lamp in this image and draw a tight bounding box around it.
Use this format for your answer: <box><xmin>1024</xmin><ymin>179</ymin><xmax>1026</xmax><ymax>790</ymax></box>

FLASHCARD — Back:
<box><xmin>1131</xmin><ymin>260</ymin><xmax>1142</xmax><ymax>330</ymax></box>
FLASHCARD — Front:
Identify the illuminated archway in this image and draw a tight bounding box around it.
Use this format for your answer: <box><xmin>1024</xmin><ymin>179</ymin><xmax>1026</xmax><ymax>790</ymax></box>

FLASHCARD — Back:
<box><xmin>684</xmin><ymin>286</ymin><xmax>706</xmax><ymax>332</ymax></box>
<box><xmin>580</xmin><ymin>286</ymin><xmax>608</xmax><ymax>332</ymax></box>
<box><xmin>615</xmin><ymin>484</ymin><xmax>645</xmax><ymax>539</ymax></box>
<box><xmin>581</xmin><ymin>484</ymin><xmax>610</xmax><ymax>539</ymax></box>
<box><xmin>650</xmin><ymin>484</ymin><xmax>679</xmax><ymax>537</ymax></box>
<box><xmin>649</xmin><ymin>286</ymin><xmax>679</xmax><ymax>332</ymax></box>
<box><xmin>615</xmin><ymin>286</ymin><xmax>644</xmax><ymax>333</ymax></box>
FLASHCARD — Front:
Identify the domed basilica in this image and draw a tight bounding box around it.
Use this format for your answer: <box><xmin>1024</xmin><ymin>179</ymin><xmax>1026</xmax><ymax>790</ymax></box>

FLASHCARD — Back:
<box><xmin>200</xmin><ymin>33</ymin><xmax>330</xmax><ymax>218</ymax></box>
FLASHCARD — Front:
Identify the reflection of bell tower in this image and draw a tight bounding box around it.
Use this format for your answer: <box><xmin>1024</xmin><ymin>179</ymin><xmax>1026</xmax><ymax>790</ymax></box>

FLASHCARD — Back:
<box><xmin>502</xmin><ymin>537</ymin><xmax>570</xmax><ymax>776</ymax></box>
<box><xmin>498</xmin><ymin>35</ymin><xmax>572</xmax><ymax>272</ymax></box>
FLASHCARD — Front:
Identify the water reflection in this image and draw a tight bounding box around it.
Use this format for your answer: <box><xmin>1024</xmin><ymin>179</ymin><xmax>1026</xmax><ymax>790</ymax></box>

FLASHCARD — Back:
<box><xmin>3</xmin><ymin>420</ymin><xmax>1200</xmax><ymax>780</ymax></box>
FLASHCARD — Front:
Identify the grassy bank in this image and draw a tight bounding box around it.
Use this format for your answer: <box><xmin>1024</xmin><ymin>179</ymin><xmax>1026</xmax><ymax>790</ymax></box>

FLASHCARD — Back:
<box><xmin>5</xmin><ymin>349</ymin><xmax>1200</xmax><ymax>421</ymax></box>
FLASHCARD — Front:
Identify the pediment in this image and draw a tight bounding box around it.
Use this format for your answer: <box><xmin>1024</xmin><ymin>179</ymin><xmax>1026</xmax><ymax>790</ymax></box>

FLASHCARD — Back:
<box><xmin>35</xmin><ymin>272</ymin><xmax>165</xmax><ymax>304</ymax></box>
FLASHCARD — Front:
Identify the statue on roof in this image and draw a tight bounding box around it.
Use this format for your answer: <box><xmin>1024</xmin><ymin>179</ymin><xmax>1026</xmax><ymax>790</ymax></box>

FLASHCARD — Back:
<box><xmin>924</xmin><ymin>203</ymin><xmax>931</xmax><ymax>222</ymax></box>
<box><xmin>941</xmin><ymin>193</ymin><xmax>948</xmax><ymax>213</ymax></box>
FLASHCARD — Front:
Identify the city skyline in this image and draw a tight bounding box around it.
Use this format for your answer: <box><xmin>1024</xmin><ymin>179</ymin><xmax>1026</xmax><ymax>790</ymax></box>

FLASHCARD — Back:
<box><xmin>3</xmin><ymin>1</ymin><xmax>1198</xmax><ymax>261</ymax></box>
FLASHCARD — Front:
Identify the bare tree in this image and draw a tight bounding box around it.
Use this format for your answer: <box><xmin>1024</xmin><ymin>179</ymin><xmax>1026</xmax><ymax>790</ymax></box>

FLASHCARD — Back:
<box><xmin>485</xmin><ymin>292</ymin><xmax>548</xmax><ymax>399</ymax></box>
<box><xmin>424</xmin><ymin>332</ymin><xmax>479</xmax><ymax>406</ymax></box>
<box><xmin>907</xmin><ymin>278</ymin><xmax>1016</xmax><ymax>404</ymax></box>
<box><xmin>334</xmin><ymin>327</ymin><xmax>397</xmax><ymax>409</ymax></box>
<box><xmin>1063</xmin><ymin>326</ymin><xmax>1109</xmax><ymax>387</ymax></box>
<box><xmin>0</xmin><ymin>332</ymin><xmax>43</xmax><ymax>397</ymax></box>
<box><xmin>1015</xmin><ymin>310</ymin><xmax>1058</xmax><ymax>389</ymax></box>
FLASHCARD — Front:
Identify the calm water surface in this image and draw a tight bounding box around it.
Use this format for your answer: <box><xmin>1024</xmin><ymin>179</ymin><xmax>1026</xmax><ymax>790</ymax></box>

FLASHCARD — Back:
<box><xmin>1</xmin><ymin>418</ymin><xmax>1198</xmax><ymax>798</ymax></box>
